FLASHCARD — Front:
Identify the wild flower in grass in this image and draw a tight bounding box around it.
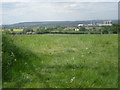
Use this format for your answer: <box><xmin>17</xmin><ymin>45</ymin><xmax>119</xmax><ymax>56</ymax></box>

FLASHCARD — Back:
<box><xmin>72</xmin><ymin>68</ymin><xmax>75</xmax><ymax>71</ymax></box>
<box><xmin>41</xmin><ymin>61</ymin><xmax>43</xmax><ymax>64</ymax></box>
<box><xmin>7</xmin><ymin>62</ymin><xmax>9</xmax><ymax>65</ymax></box>
<box><xmin>66</xmin><ymin>60</ymin><xmax>69</xmax><ymax>62</ymax></box>
<box><xmin>88</xmin><ymin>51</ymin><xmax>92</xmax><ymax>54</ymax></box>
<box><xmin>62</xmin><ymin>50</ymin><xmax>65</xmax><ymax>53</ymax></box>
<box><xmin>32</xmin><ymin>64</ymin><xmax>35</xmax><ymax>67</ymax></box>
<box><xmin>25</xmin><ymin>62</ymin><xmax>27</xmax><ymax>65</ymax></box>
<box><xmin>14</xmin><ymin>59</ymin><xmax>16</xmax><ymax>61</ymax></box>
<box><xmin>70</xmin><ymin>77</ymin><xmax>75</xmax><ymax>82</ymax></box>
<box><xmin>29</xmin><ymin>79</ymin><xmax>32</xmax><ymax>82</ymax></box>
<box><xmin>11</xmin><ymin>52</ymin><xmax>15</xmax><ymax>57</ymax></box>
<box><xmin>35</xmin><ymin>68</ymin><xmax>39</xmax><ymax>71</ymax></box>
<box><xmin>19</xmin><ymin>71</ymin><xmax>21</xmax><ymax>73</ymax></box>
<box><xmin>72</xmin><ymin>57</ymin><xmax>74</xmax><ymax>60</ymax></box>
<box><xmin>84</xmin><ymin>48</ymin><xmax>88</xmax><ymax>50</ymax></box>
<box><xmin>26</xmin><ymin>76</ymin><xmax>29</xmax><ymax>79</ymax></box>
<box><xmin>21</xmin><ymin>75</ymin><xmax>26</xmax><ymax>79</ymax></box>
<box><xmin>81</xmin><ymin>54</ymin><xmax>84</xmax><ymax>57</ymax></box>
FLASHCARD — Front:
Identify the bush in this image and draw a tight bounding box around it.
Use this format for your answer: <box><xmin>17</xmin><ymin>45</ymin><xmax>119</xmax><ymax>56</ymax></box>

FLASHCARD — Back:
<box><xmin>2</xmin><ymin>34</ymin><xmax>37</xmax><ymax>83</ymax></box>
<box><xmin>2</xmin><ymin>34</ymin><xmax>17</xmax><ymax>81</ymax></box>
<box><xmin>23</xmin><ymin>28</ymin><xmax>33</xmax><ymax>34</ymax></box>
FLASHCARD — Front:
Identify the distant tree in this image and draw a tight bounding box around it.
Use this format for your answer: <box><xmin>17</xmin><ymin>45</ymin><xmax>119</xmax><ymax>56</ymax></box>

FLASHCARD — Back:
<box><xmin>23</xmin><ymin>28</ymin><xmax>33</xmax><ymax>34</ymax></box>
<box><xmin>102</xmin><ymin>24</ymin><xmax>119</xmax><ymax>34</ymax></box>
<box><xmin>10</xmin><ymin>29</ymin><xmax>13</xmax><ymax>31</ymax></box>
<box><xmin>110</xmin><ymin>24</ymin><xmax>119</xmax><ymax>34</ymax></box>
<box><xmin>80</xmin><ymin>27</ymin><xmax>87</xmax><ymax>31</ymax></box>
<box><xmin>102</xmin><ymin>26</ymin><xmax>109</xmax><ymax>34</ymax></box>
<box><xmin>37</xmin><ymin>29</ymin><xmax>40</xmax><ymax>31</ymax></box>
<box><xmin>99</xmin><ymin>29</ymin><xmax>103</xmax><ymax>34</ymax></box>
<box><xmin>93</xmin><ymin>27</ymin><xmax>96</xmax><ymax>31</ymax></box>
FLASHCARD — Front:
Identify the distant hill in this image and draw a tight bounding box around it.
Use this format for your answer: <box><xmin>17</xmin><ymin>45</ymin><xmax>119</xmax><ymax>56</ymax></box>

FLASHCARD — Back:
<box><xmin>2</xmin><ymin>20</ymin><xmax>118</xmax><ymax>29</ymax></box>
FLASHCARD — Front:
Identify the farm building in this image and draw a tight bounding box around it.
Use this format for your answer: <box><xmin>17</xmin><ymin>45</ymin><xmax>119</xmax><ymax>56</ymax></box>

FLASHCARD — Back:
<box><xmin>75</xmin><ymin>28</ymin><xmax>79</xmax><ymax>31</ymax></box>
<box><xmin>78</xmin><ymin>24</ymin><xmax>84</xmax><ymax>26</ymax></box>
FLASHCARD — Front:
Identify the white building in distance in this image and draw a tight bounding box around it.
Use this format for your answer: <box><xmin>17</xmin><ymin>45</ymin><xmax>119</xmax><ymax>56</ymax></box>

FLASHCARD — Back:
<box><xmin>78</xmin><ymin>24</ymin><xmax>84</xmax><ymax>26</ymax></box>
<box><xmin>98</xmin><ymin>20</ymin><xmax>112</xmax><ymax>26</ymax></box>
<box><xmin>75</xmin><ymin>28</ymin><xmax>79</xmax><ymax>31</ymax></box>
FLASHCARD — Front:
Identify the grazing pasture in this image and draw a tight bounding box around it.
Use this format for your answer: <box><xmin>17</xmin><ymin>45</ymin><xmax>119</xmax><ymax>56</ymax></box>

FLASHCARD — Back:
<box><xmin>2</xmin><ymin>34</ymin><xmax>118</xmax><ymax>88</ymax></box>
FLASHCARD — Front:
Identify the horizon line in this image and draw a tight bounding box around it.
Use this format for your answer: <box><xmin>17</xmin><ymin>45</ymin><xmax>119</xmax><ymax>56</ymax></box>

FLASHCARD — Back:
<box><xmin>1</xmin><ymin>19</ymin><xmax>118</xmax><ymax>25</ymax></box>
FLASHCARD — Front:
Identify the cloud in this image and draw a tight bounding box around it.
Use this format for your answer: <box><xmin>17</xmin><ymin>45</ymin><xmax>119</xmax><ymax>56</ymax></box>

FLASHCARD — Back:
<box><xmin>1</xmin><ymin>2</ymin><xmax>118</xmax><ymax>25</ymax></box>
<box><xmin>0</xmin><ymin>3</ymin><xmax>2</xmax><ymax>25</ymax></box>
<box><xmin>69</xmin><ymin>0</ymin><xmax>119</xmax><ymax>2</ymax></box>
<box><xmin>1</xmin><ymin>0</ymin><xmax>119</xmax><ymax>2</ymax></box>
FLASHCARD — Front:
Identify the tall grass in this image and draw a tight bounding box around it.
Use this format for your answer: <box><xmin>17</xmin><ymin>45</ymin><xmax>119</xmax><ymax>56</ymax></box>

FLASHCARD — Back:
<box><xmin>2</xmin><ymin>34</ymin><xmax>118</xmax><ymax>88</ymax></box>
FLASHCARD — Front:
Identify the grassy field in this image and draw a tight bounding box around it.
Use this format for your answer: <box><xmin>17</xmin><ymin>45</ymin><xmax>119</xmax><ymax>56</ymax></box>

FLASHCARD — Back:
<box><xmin>13</xmin><ymin>29</ymin><xmax>23</xmax><ymax>32</ymax></box>
<box><xmin>3</xmin><ymin>34</ymin><xmax>118</xmax><ymax>88</ymax></box>
<box><xmin>2</xmin><ymin>29</ymin><xmax>23</xmax><ymax>32</ymax></box>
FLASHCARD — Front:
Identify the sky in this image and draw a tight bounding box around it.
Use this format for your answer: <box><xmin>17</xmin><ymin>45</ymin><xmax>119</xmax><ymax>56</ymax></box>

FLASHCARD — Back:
<box><xmin>0</xmin><ymin>0</ymin><xmax>119</xmax><ymax>25</ymax></box>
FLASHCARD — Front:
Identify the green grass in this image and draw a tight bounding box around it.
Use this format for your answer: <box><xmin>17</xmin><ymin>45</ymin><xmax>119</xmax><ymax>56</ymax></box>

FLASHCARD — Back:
<box><xmin>13</xmin><ymin>29</ymin><xmax>23</xmax><ymax>32</ymax></box>
<box><xmin>3</xmin><ymin>34</ymin><xmax>118</xmax><ymax>88</ymax></box>
<box><xmin>2</xmin><ymin>29</ymin><xmax>23</xmax><ymax>32</ymax></box>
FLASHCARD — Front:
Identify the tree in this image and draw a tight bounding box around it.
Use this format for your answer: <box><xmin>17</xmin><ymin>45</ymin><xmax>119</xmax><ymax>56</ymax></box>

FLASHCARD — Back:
<box><xmin>101</xmin><ymin>24</ymin><xmax>119</xmax><ymax>34</ymax></box>
<box><xmin>10</xmin><ymin>29</ymin><xmax>13</xmax><ymax>31</ymax></box>
<box><xmin>110</xmin><ymin>24</ymin><xmax>119</xmax><ymax>34</ymax></box>
<box><xmin>80</xmin><ymin>27</ymin><xmax>86</xmax><ymax>31</ymax></box>
<box><xmin>23</xmin><ymin>28</ymin><xmax>33</xmax><ymax>34</ymax></box>
<box><xmin>102</xmin><ymin>26</ymin><xmax>109</xmax><ymax>34</ymax></box>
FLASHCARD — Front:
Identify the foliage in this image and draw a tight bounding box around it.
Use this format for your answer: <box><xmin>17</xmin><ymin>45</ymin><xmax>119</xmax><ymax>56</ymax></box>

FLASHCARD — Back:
<box><xmin>111</xmin><ymin>24</ymin><xmax>119</xmax><ymax>34</ymax></box>
<box><xmin>102</xmin><ymin>24</ymin><xmax>119</xmax><ymax>34</ymax></box>
<box><xmin>2</xmin><ymin>34</ymin><xmax>39</xmax><ymax>85</ymax></box>
<box><xmin>23</xmin><ymin>28</ymin><xmax>33</xmax><ymax>34</ymax></box>
<box><xmin>80</xmin><ymin>27</ymin><xmax>87</xmax><ymax>31</ymax></box>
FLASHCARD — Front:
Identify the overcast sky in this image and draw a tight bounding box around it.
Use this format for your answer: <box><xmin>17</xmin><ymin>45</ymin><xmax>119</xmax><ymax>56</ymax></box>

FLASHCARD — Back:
<box><xmin>0</xmin><ymin>0</ymin><xmax>119</xmax><ymax>25</ymax></box>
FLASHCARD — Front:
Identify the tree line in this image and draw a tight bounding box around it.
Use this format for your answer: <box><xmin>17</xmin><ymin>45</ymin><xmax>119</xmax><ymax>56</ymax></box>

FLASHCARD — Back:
<box><xmin>2</xmin><ymin>24</ymin><xmax>119</xmax><ymax>34</ymax></box>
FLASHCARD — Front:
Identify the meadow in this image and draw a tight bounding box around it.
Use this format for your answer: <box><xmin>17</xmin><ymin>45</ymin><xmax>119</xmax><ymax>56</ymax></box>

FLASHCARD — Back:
<box><xmin>2</xmin><ymin>29</ymin><xmax>23</xmax><ymax>32</ymax></box>
<box><xmin>2</xmin><ymin>34</ymin><xmax>118</xmax><ymax>88</ymax></box>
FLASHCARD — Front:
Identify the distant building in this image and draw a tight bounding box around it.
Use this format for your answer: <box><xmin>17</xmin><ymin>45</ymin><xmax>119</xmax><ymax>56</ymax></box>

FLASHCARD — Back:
<box><xmin>78</xmin><ymin>24</ymin><xmax>84</xmax><ymax>26</ymax></box>
<box><xmin>87</xmin><ymin>24</ymin><xmax>95</xmax><ymax>26</ymax></box>
<box><xmin>87</xmin><ymin>20</ymin><xmax>96</xmax><ymax>26</ymax></box>
<box><xmin>98</xmin><ymin>20</ymin><xmax>112</xmax><ymax>26</ymax></box>
<box><xmin>75</xmin><ymin>28</ymin><xmax>79</xmax><ymax>31</ymax></box>
<box><xmin>104</xmin><ymin>20</ymin><xmax>112</xmax><ymax>24</ymax></box>
<box><xmin>78</xmin><ymin>20</ymin><xmax>112</xmax><ymax>27</ymax></box>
